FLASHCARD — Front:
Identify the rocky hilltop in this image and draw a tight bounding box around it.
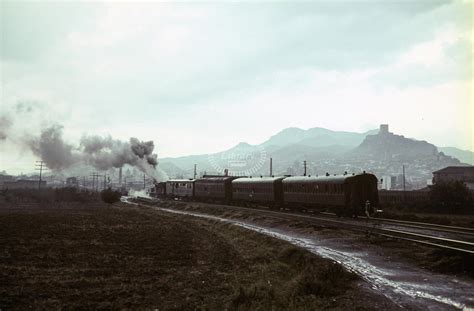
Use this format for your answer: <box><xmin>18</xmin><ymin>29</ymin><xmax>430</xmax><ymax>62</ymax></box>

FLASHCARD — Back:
<box><xmin>354</xmin><ymin>126</ymin><xmax>438</xmax><ymax>160</ymax></box>
<box><xmin>348</xmin><ymin>125</ymin><xmax>463</xmax><ymax>188</ymax></box>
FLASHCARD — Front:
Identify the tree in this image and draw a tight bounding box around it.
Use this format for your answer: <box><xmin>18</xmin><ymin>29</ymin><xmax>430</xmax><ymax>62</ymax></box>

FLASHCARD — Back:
<box><xmin>100</xmin><ymin>187</ymin><xmax>122</xmax><ymax>205</ymax></box>
<box><xmin>429</xmin><ymin>181</ymin><xmax>472</xmax><ymax>213</ymax></box>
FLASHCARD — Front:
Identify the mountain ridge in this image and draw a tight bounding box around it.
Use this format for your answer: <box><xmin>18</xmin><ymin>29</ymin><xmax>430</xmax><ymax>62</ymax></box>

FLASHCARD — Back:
<box><xmin>159</xmin><ymin>126</ymin><xmax>471</xmax><ymax>188</ymax></box>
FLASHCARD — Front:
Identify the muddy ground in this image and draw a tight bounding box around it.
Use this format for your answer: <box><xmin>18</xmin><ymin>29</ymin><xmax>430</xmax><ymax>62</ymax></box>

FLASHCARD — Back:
<box><xmin>161</xmin><ymin>200</ymin><xmax>474</xmax><ymax>279</ymax></box>
<box><xmin>146</xmin><ymin>200</ymin><xmax>474</xmax><ymax>309</ymax></box>
<box><xmin>0</xmin><ymin>202</ymin><xmax>398</xmax><ymax>310</ymax></box>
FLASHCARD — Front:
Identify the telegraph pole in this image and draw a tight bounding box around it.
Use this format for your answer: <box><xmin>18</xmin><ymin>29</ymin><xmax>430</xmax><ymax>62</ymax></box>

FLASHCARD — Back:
<box><xmin>303</xmin><ymin>160</ymin><xmax>307</xmax><ymax>176</ymax></box>
<box><xmin>402</xmin><ymin>165</ymin><xmax>406</xmax><ymax>201</ymax></box>
<box><xmin>194</xmin><ymin>164</ymin><xmax>197</xmax><ymax>179</ymax></box>
<box><xmin>35</xmin><ymin>161</ymin><xmax>48</xmax><ymax>189</ymax></box>
<box><xmin>90</xmin><ymin>173</ymin><xmax>94</xmax><ymax>191</ymax></box>
<box><xmin>270</xmin><ymin>158</ymin><xmax>273</xmax><ymax>177</ymax></box>
<box><xmin>90</xmin><ymin>172</ymin><xmax>103</xmax><ymax>192</ymax></box>
<box><xmin>143</xmin><ymin>173</ymin><xmax>146</xmax><ymax>189</ymax></box>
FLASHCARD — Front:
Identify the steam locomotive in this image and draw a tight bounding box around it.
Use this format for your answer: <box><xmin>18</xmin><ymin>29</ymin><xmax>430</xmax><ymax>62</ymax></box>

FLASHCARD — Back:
<box><xmin>154</xmin><ymin>172</ymin><xmax>379</xmax><ymax>216</ymax></box>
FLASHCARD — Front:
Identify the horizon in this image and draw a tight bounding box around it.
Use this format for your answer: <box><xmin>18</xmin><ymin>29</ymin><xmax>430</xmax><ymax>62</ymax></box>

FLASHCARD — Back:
<box><xmin>2</xmin><ymin>123</ymin><xmax>472</xmax><ymax>176</ymax></box>
<box><xmin>1</xmin><ymin>1</ymin><xmax>473</xmax><ymax>175</ymax></box>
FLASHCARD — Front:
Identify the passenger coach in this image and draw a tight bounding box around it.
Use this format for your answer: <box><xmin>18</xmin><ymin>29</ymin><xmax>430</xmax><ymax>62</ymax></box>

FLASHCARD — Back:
<box><xmin>232</xmin><ymin>176</ymin><xmax>285</xmax><ymax>206</ymax></box>
<box><xmin>282</xmin><ymin>173</ymin><xmax>379</xmax><ymax>215</ymax></box>
<box><xmin>194</xmin><ymin>175</ymin><xmax>239</xmax><ymax>203</ymax></box>
<box><xmin>166</xmin><ymin>179</ymin><xmax>195</xmax><ymax>199</ymax></box>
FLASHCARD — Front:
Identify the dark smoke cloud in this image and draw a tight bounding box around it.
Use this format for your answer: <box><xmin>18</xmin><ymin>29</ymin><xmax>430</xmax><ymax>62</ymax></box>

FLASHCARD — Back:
<box><xmin>0</xmin><ymin>114</ymin><xmax>13</xmax><ymax>140</ymax></box>
<box><xmin>130</xmin><ymin>138</ymin><xmax>158</xmax><ymax>167</ymax></box>
<box><xmin>26</xmin><ymin>124</ymin><xmax>78</xmax><ymax>170</ymax></box>
<box><xmin>24</xmin><ymin>124</ymin><xmax>168</xmax><ymax>181</ymax></box>
<box><xmin>79</xmin><ymin>135</ymin><xmax>159</xmax><ymax>170</ymax></box>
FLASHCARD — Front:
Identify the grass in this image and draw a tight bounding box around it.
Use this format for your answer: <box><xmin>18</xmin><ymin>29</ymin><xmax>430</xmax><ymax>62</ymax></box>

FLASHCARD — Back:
<box><xmin>0</xmin><ymin>201</ymin><xmax>396</xmax><ymax>310</ymax></box>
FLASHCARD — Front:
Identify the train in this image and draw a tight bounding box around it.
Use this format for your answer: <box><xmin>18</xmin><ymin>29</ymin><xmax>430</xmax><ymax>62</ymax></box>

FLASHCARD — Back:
<box><xmin>153</xmin><ymin>172</ymin><xmax>379</xmax><ymax>216</ymax></box>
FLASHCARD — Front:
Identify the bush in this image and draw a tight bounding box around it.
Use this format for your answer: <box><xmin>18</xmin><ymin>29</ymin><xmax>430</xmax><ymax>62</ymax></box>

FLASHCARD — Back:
<box><xmin>0</xmin><ymin>187</ymin><xmax>99</xmax><ymax>204</ymax></box>
<box><xmin>429</xmin><ymin>181</ymin><xmax>472</xmax><ymax>213</ymax></box>
<box><xmin>100</xmin><ymin>188</ymin><xmax>121</xmax><ymax>205</ymax></box>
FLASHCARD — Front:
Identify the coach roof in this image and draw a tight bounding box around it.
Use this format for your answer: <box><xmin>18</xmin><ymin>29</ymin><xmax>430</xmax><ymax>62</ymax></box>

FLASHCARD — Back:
<box><xmin>283</xmin><ymin>175</ymin><xmax>354</xmax><ymax>184</ymax></box>
<box><xmin>232</xmin><ymin>176</ymin><xmax>285</xmax><ymax>184</ymax></box>
<box><xmin>196</xmin><ymin>176</ymin><xmax>238</xmax><ymax>183</ymax></box>
<box><xmin>167</xmin><ymin>179</ymin><xmax>196</xmax><ymax>183</ymax></box>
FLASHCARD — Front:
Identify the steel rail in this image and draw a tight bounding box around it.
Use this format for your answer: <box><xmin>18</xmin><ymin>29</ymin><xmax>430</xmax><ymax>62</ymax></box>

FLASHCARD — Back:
<box><xmin>320</xmin><ymin>211</ymin><xmax>474</xmax><ymax>234</ymax></box>
<box><xmin>129</xmin><ymin>198</ymin><xmax>474</xmax><ymax>254</ymax></box>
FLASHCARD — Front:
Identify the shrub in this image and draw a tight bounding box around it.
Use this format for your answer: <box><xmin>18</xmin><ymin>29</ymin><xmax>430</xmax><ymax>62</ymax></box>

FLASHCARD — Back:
<box><xmin>429</xmin><ymin>181</ymin><xmax>472</xmax><ymax>213</ymax></box>
<box><xmin>0</xmin><ymin>187</ymin><xmax>99</xmax><ymax>204</ymax></box>
<box><xmin>100</xmin><ymin>188</ymin><xmax>121</xmax><ymax>205</ymax></box>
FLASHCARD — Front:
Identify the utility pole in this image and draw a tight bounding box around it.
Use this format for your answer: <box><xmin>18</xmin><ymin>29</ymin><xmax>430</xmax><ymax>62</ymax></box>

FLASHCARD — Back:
<box><xmin>143</xmin><ymin>173</ymin><xmax>146</xmax><ymax>189</ymax></box>
<box><xmin>193</xmin><ymin>164</ymin><xmax>197</xmax><ymax>179</ymax></box>
<box><xmin>270</xmin><ymin>158</ymin><xmax>273</xmax><ymax>177</ymax></box>
<box><xmin>97</xmin><ymin>174</ymin><xmax>103</xmax><ymax>192</ymax></box>
<box><xmin>402</xmin><ymin>165</ymin><xmax>406</xmax><ymax>202</ymax></box>
<box><xmin>90</xmin><ymin>172</ymin><xmax>97</xmax><ymax>191</ymax></box>
<box><xmin>90</xmin><ymin>172</ymin><xmax>103</xmax><ymax>192</ymax></box>
<box><xmin>303</xmin><ymin>160</ymin><xmax>307</xmax><ymax>176</ymax></box>
<box><xmin>90</xmin><ymin>173</ymin><xmax>95</xmax><ymax>191</ymax></box>
<box><xmin>35</xmin><ymin>161</ymin><xmax>47</xmax><ymax>189</ymax></box>
<box><xmin>103</xmin><ymin>174</ymin><xmax>107</xmax><ymax>191</ymax></box>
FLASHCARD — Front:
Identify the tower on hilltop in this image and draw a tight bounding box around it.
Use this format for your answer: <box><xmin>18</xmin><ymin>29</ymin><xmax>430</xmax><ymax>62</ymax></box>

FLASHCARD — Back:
<box><xmin>379</xmin><ymin>124</ymin><xmax>389</xmax><ymax>135</ymax></box>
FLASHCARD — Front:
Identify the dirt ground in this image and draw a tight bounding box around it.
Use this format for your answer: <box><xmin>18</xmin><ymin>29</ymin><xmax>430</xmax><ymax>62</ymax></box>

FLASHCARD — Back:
<box><xmin>0</xmin><ymin>202</ymin><xmax>399</xmax><ymax>310</ymax></box>
<box><xmin>159</xmin><ymin>200</ymin><xmax>474</xmax><ymax>279</ymax></box>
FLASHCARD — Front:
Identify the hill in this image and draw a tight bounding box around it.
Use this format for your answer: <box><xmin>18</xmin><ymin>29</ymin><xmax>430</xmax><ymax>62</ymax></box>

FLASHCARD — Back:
<box><xmin>159</xmin><ymin>125</ymin><xmax>468</xmax><ymax>189</ymax></box>
<box><xmin>438</xmin><ymin>147</ymin><xmax>474</xmax><ymax>165</ymax></box>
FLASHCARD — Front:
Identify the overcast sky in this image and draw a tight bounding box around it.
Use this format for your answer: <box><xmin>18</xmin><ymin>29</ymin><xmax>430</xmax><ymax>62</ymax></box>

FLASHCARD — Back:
<box><xmin>1</xmin><ymin>0</ymin><xmax>472</xmax><ymax>174</ymax></box>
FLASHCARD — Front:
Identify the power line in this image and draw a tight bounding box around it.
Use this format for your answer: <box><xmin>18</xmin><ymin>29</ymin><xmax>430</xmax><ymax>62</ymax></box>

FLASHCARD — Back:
<box><xmin>35</xmin><ymin>161</ymin><xmax>48</xmax><ymax>189</ymax></box>
<box><xmin>90</xmin><ymin>172</ymin><xmax>104</xmax><ymax>192</ymax></box>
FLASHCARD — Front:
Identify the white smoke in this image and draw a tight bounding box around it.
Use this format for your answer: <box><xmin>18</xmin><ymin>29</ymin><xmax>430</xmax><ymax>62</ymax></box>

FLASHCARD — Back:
<box><xmin>128</xmin><ymin>189</ymin><xmax>151</xmax><ymax>198</ymax></box>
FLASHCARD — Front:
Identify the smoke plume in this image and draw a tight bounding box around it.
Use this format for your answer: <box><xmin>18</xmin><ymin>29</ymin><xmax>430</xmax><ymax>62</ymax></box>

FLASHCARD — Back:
<box><xmin>27</xmin><ymin>125</ymin><xmax>78</xmax><ymax>170</ymax></box>
<box><xmin>0</xmin><ymin>114</ymin><xmax>13</xmax><ymax>140</ymax></box>
<box><xmin>25</xmin><ymin>124</ymin><xmax>168</xmax><ymax>181</ymax></box>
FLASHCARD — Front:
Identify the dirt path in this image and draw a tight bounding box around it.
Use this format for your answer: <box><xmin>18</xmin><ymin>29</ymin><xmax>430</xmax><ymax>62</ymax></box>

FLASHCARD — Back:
<box><xmin>148</xmin><ymin>202</ymin><xmax>474</xmax><ymax>310</ymax></box>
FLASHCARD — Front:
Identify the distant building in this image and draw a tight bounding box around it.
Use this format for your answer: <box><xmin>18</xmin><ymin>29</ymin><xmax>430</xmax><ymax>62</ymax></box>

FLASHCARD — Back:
<box><xmin>0</xmin><ymin>174</ymin><xmax>14</xmax><ymax>182</ymax></box>
<box><xmin>379</xmin><ymin>124</ymin><xmax>390</xmax><ymax>135</ymax></box>
<box><xmin>66</xmin><ymin>177</ymin><xmax>79</xmax><ymax>187</ymax></box>
<box><xmin>3</xmin><ymin>179</ymin><xmax>47</xmax><ymax>189</ymax></box>
<box><xmin>432</xmin><ymin>166</ymin><xmax>474</xmax><ymax>190</ymax></box>
<box><xmin>381</xmin><ymin>175</ymin><xmax>396</xmax><ymax>190</ymax></box>
<box><xmin>0</xmin><ymin>174</ymin><xmax>14</xmax><ymax>188</ymax></box>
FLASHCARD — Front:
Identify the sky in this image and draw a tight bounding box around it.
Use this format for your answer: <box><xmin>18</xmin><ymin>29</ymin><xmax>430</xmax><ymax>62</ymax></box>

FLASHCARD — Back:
<box><xmin>0</xmin><ymin>0</ymin><xmax>473</xmax><ymax>174</ymax></box>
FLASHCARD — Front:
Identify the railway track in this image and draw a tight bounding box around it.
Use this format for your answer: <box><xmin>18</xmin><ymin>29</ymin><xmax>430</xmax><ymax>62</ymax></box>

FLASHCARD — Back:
<box><xmin>319</xmin><ymin>211</ymin><xmax>474</xmax><ymax>236</ymax></box>
<box><xmin>129</xmin><ymin>197</ymin><xmax>474</xmax><ymax>254</ymax></box>
<box><xmin>238</xmin><ymin>206</ymin><xmax>474</xmax><ymax>254</ymax></box>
